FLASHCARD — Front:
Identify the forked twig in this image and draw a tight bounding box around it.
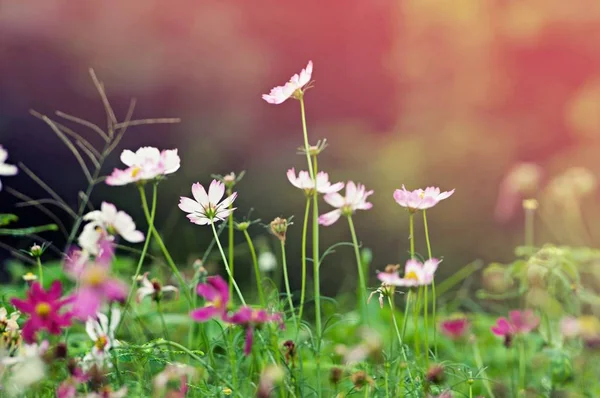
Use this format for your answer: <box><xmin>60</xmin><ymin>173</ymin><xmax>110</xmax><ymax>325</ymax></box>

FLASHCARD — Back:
<box><xmin>15</xmin><ymin>198</ymin><xmax>76</xmax><ymax>219</ymax></box>
<box><xmin>55</xmin><ymin>110</ymin><xmax>109</xmax><ymax>142</ymax></box>
<box><xmin>113</xmin><ymin>117</ymin><xmax>181</xmax><ymax>129</ymax></box>
<box><xmin>76</xmin><ymin>141</ymin><xmax>100</xmax><ymax>168</ymax></box>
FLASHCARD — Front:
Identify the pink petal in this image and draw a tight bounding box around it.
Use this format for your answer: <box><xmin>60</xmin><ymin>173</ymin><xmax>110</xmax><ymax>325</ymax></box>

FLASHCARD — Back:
<box><xmin>318</xmin><ymin>209</ymin><xmax>342</xmax><ymax>226</ymax></box>
<box><xmin>491</xmin><ymin>318</ymin><xmax>511</xmax><ymax>337</ymax></box>
<box><xmin>208</xmin><ymin>180</ymin><xmax>225</xmax><ymax>205</ymax></box>
<box><xmin>191</xmin><ymin>183</ymin><xmax>209</xmax><ymax>207</ymax></box>
<box><xmin>179</xmin><ymin>197</ymin><xmax>203</xmax><ymax>214</ymax></box>
<box><xmin>323</xmin><ymin>192</ymin><xmax>345</xmax><ymax>208</ymax></box>
<box><xmin>103</xmin><ymin>279</ymin><xmax>128</xmax><ymax>302</ymax></box>
<box><xmin>190</xmin><ymin>306</ymin><xmax>221</xmax><ymax>322</ymax></box>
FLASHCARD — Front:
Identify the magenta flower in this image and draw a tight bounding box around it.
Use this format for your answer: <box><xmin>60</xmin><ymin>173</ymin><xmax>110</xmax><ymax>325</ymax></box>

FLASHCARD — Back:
<box><xmin>229</xmin><ymin>306</ymin><xmax>284</xmax><ymax>355</ymax></box>
<box><xmin>190</xmin><ymin>275</ymin><xmax>230</xmax><ymax>322</ymax></box>
<box><xmin>377</xmin><ymin>258</ymin><xmax>440</xmax><ymax>287</ymax></box>
<box><xmin>393</xmin><ymin>185</ymin><xmax>455</xmax><ymax>212</ymax></box>
<box><xmin>106</xmin><ymin>147</ymin><xmax>180</xmax><ymax>186</ymax></box>
<box><xmin>65</xmin><ymin>240</ymin><xmax>127</xmax><ymax>320</ymax></box>
<box><xmin>10</xmin><ymin>281</ymin><xmax>73</xmax><ymax>343</ymax></box>
<box><xmin>491</xmin><ymin>310</ymin><xmax>539</xmax><ymax>346</ymax></box>
<box><xmin>319</xmin><ymin>181</ymin><xmax>374</xmax><ymax>226</ymax></box>
<box><xmin>262</xmin><ymin>61</ymin><xmax>313</xmax><ymax>104</ymax></box>
<box><xmin>287</xmin><ymin>168</ymin><xmax>344</xmax><ymax>196</ymax></box>
<box><xmin>439</xmin><ymin>317</ymin><xmax>470</xmax><ymax>340</ymax></box>
<box><xmin>178</xmin><ymin>180</ymin><xmax>237</xmax><ymax>225</ymax></box>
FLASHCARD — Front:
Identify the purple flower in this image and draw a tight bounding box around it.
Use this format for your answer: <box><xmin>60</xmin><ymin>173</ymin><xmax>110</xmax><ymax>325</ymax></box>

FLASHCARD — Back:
<box><xmin>190</xmin><ymin>275</ymin><xmax>230</xmax><ymax>322</ymax></box>
<box><xmin>229</xmin><ymin>306</ymin><xmax>284</xmax><ymax>355</ymax></box>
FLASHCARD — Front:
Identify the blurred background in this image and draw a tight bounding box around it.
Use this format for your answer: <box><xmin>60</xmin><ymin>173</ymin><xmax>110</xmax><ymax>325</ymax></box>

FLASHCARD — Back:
<box><xmin>2</xmin><ymin>0</ymin><xmax>600</xmax><ymax>297</ymax></box>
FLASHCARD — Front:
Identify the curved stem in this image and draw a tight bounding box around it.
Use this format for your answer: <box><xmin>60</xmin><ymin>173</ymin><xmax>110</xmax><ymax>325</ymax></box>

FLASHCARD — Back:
<box><xmin>298</xmin><ymin>198</ymin><xmax>311</xmax><ymax>324</ymax></box>
<box><xmin>422</xmin><ymin>210</ymin><xmax>437</xmax><ymax>357</ymax></box>
<box><xmin>227</xmin><ymin>190</ymin><xmax>235</xmax><ymax>299</ymax></box>
<box><xmin>348</xmin><ymin>215</ymin><xmax>367</xmax><ymax>324</ymax></box>
<box><xmin>118</xmin><ymin>184</ymin><xmax>157</xmax><ymax>332</ymax></box>
<box><xmin>299</xmin><ymin>98</ymin><xmax>314</xmax><ymax>180</ymax></box>
<box><xmin>211</xmin><ymin>222</ymin><xmax>246</xmax><ymax>305</ymax></box>
<box><xmin>280</xmin><ymin>240</ymin><xmax>298</xmax><ymax>331</ymax></box>
<box><xmin>139</xmin><ymin>186</ymin><xmax>192</xmax><ymax>306</ymax></box>
<box><xmin>388</xmin><ymin>295</ymin><xmax>412</xmax><ymax>381</ymax></box>
<box><xmin>242</xmin><ymin>229</ymin><xmax>265</xmax><ymax>306</ymax></box>
<box><xmin>156</xmin><ymin>300</ymin><xmax>173</xmax><ymax>360</ymax></box>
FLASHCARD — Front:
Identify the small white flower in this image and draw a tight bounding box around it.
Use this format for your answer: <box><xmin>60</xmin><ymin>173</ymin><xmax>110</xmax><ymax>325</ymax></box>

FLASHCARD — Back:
<box><xmin>78</xmin><ymin>202</ymin><xmax>144</xmax><ymax>255</ymax></box>
<box><xmin>83</xmin><ymin>308</ymin><xmax>120</xmax><ymax>370</ymax></box>
<box><xmin>136</xmin><ymin>273</ymin><xmax>179</xmax><ymax>303</ymax></box>
<box><xmin>179</xmin><ymin>180</ymin><xmax>237</xmax><ymax>225</ymax></box>
<box><xmin>258</xmin><ymin>251</ymin><xmax>278</xmax><ymax>272</ymax></box>
<box><xmin>106</xmin><ymin>146</ymin><xmax>180</xmax><ymax>186</ymax></box>
<box><xmin>0</xmin><ymin>307</ymin><xmax>20</xmax><ymax>332</ymax></box>
<box><xmin>287</xmin><ymin>168</ymin><xmax>344</xmax><ymax>196</ymax></box>
<box><xmin>0</xmin><ymin>145</ymin><xmax>18</xmax><ymax>191</ymax></box>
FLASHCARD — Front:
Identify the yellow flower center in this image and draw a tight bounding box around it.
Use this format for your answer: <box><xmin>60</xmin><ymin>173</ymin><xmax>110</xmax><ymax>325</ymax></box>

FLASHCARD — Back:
<box><xmin>95</xmin><ymin>335</ymin><xmax>108</xmax><ymax>351</ymax></box>
<box><xmin>84</xmin><ymin>266</ymin><xmax>106</xmax><ymax>286</ymax></box>
<box><xmin>405</xmin><ymin>271</ymin><xmax>419</xmax><ymax>281</ymax></box>
<box><xmin>131</xmin><ymin>167</ymin><xmax>142</xmax><ymax>177</ymax></box>
<box><xmin>213</xmin><ymin>297</ymin><xmax>222</xmax><ymax>309</ymax></box>
<box><xmin>35</xmin><ymin>302</ymin><xmax>51</xmax><ymax>318</ymax></box>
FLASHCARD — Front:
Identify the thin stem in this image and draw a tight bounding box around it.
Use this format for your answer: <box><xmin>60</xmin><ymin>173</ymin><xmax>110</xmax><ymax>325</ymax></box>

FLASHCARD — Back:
<box><xmin>525</xmin><ymin>206</ymin><xmax>535</xmax><ymax>255</ymax></box>
<box><xmin>280</xmin><ymin>240</ymin><xmax>298</xmax><ymax>331</ymax></box>
<box><xmin>401</xmin><ymin>291</ymin><xmax>411</xmax><ymax>342</ymax></box>
<box><xmin>156</xmin><ymin>300</ymin><xmax>173</xmax><ymax>360</ymax></box>
<box><xmin>348</xmin><ymin>215</ymin><xmax>368</xmax><ymax>324</ymax></box>
<box><xmin>228</xmin><ymin>190</ymin><xmax>235</xmax><ymax>299</ymax></box>
<box><xmin>36</xmin><ymin>257</ymin><xmax>43</xmax><ymax>287</ymax></box>
<box><xmin>300</xmin><ymin>96</ymin><xmax>321</xmax><ymax>396</ymax></box>
<box><xmin>298</xmin><ymin>198</ymin><xmax>311</xmax><ymax>323</ymax></box>
<box><xmin>409</xmin><ymin>212</ymin><xmax>415</xmax><ymax>259</ymax></box>
<box><xmin>519</xmin><ymin>337</ymin><xmax>526</xmax><ymax>391</ymax></box>
<box><xmin>242</xmin><ymin>229</ymin><xmax>265</xmax><ymax>306</ymax></box>
<box><xmin>139</xmin><ymin>186</ymin><xmax>192</xmax><ymax>306</ymax></box>
<box><xmin>472</xmin><ymin>339</ymin><xmax>495</xmax><ymax>398</ymax></box>
<box><xmin>388</xmin><ymin>295</ymin><xmax>412</xmax><ymax>381</ymax></box>
<box><xmin>211</xmin><ymin>222</ymin><xmax>246</xmax><ymax>305</ymax></box>
<box><xmin>117</xmin><ymin>184</ymin><xmax>157</xmax><ymax>332</ymax></box>
<box><xmin>414</xmin><ymin>287</ymin><xmax>421</xmax><ymax>359</ymax></box>
<box><xmin>423</xmin><ymin>210</ymin><xmax>435</xmax><ymax>358</ymax></box>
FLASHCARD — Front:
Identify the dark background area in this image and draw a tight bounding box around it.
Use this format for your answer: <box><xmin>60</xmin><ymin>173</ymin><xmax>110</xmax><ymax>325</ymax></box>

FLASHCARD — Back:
<box><xmin>2</xmin><ymin>0</ymin><xmax>600</xmax><ymax>296</ymax></box>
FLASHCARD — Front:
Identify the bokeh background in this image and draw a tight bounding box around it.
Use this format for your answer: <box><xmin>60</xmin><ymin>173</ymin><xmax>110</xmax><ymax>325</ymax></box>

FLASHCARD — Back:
<box><xmin>2</xmin><ymin>0</ymin><xmax>600</xmax><ymax>296</ymax></box>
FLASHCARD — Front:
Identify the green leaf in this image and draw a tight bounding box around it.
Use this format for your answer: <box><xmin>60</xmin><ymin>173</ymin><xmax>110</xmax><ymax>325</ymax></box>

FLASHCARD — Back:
<box><xmin>0</xmin><ymin>214</ymin><xmax>18</xmax><ymax>226</ymax></box>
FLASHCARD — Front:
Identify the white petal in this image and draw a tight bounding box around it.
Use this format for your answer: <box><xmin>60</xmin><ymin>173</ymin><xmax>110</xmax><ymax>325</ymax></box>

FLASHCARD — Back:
<box><xmin>191</xmin><ymin>183</ymin><xmax>209</xmax><ymax>207</ymax></box>
<box><xmin>0</xmin><ymin>147</ymin><xmax>7</xmax><ymax>163</ymax></box>
<box><xmin>208</xmin><ymin>180</ymin><xmax>225</xmax><ymax>205</ymax></box>
<box><xmin>120</xmin><ymin>150</ymin><xmax>137</xmax><ymax>166</ymax></box>
<box><xmin>323</xmin><ymin>192</ymin><xmax>345</xmax><ymax>208</ymax></box>
<box><xmin>161</xmin><ymin>149</ymin><xmax>180</xmax><ymax>174</ymax></box>
<box><xmin>135</xmin><ymin>147</ymin><xmax>161</xmax><ymax>163</ymax></box>
<box><xmin>85</xmin><ymin>318</ymin><xmax>98</xmax><ymax>341</ymax></box>
<box><xmin>82</xmin><ymin>210</ymin><xmax>104</xmax><ymax>222</ymax></box>
<box><xmin>0</xmin><ymin>163</ymin><xmax>18</xmax><ymax>176</ymax></box>
<box><xmin>101</xmin><ymin>202</ymin><xmax>118</xmax><ymax>223</ymax></box>
<box><xmin>179</xmin><ymin>197</ymin><xmax>203</xmax><ymax>214</ymax></box>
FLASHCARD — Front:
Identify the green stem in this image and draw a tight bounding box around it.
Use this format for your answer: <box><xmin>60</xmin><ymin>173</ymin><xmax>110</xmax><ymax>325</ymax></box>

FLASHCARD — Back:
<box><xmin>409</xmin><ymin>212</ymin><xmax>415</xmax><ymax>259</ymax></box>
<box><xmin>156</xmin><ymin>300</ymin><xmax>173</xmax><ymax>360</ymax></box>
<box><xmin>242</xmin><ymin>229</ymin><xmax>265</xmax><ymax>306</ymax></box>
<box><xmin>300</xmin><ymin>97</ymin><xmax>321</xmax><ymax>396</ymax></box>
<box><xmin>519</xmin><ymin>337</ymin><xmax>526</xmax><ymax>391</ymax></box>
<box><xmin>139</xmin><ymin>185</ymin><xmax>192</xmax><ymax>305</ymax></box>
<box><xmin>401</xmin><ymin>291</ymin><xmax>411</xmax><ymax>342</ymax></box>
<box><xmin>118</xmin><ymin>184</ymin><xmax>157</xmax><ymax>332</ymax></box>
<box><xmin>388</xmin><ymin>295</ymin><xmax>412</xmax><ymax>381</ymax></box>
<box><xmin>423</xmin><ymin>210</ymin><xmax>435</xmax><ymax>358</ymax></box>
<box><xmin>472</xmin><ymin>339</ymin><xmax>495</xmax><ymax>398</ymax></box>
<box><xmin>211</xmin><ymin>222</ymin><xmax>246</xmax><ymax>305</ymax></box>
<box><xmin>36</xmin><ymin>258</ymin><xmax>43</xmax><ymax>287</ymax></box>
<box><xmin>414</xmin><ymin>287</ymin><xmax>421</xmax><ymax>359</ymax></box>
<box><xmin>228</xmin><ymin>190</ymin><xmax>235</xmax><ymax>300</ymax></box>
<box><xmin>525</xmin><ymin>206</ymin><xmax>535</xmax><ymax>256</ymax></box>
<box><xmin>348</xmin><ymin>215</ymin><xmax>368</xmax><ymax>324</ymax></box>
<box><xmin>280</xmin><ymin>240</ymin><xmax>298</xmax><ymax>331</ymax></box>
<box><xmin>298</xmin><ymin>198</ymin><xmax>311</xmax><ymax>324</ymax></box>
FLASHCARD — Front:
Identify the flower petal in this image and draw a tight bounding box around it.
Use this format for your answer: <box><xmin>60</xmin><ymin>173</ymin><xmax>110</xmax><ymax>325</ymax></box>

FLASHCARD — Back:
<box><xmin>191</xmin><ymin>183</ymin><xmax>209</xmax><ymax>207</ymax></box>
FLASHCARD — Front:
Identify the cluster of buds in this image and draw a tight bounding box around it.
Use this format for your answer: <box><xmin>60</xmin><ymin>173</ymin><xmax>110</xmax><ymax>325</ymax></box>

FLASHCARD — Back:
<box><xmin>212</xmin><ymin>171</ymin><xmax>245</xmax><ymax>192</ymax></box>
<box><xmin>297</xmin><ymin>139</ymin><xmax>328</xmax><ymax>157</ymax></box>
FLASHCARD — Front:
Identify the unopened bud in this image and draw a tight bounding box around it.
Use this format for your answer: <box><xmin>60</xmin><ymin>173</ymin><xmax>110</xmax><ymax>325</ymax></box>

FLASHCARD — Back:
<box><xmin>269</xmin><ymin>217</ymin><xmax>289</xmax><ymax>242</ymax></box>
<box><xmin>330</xmin><ymin>367</ymin><xmax>343</xmax><ymax>385</ymax></box>
<box><xmin>30</xmin><ymin>244</ymin><xmax>43</xmax><ymax>258</ymax></box>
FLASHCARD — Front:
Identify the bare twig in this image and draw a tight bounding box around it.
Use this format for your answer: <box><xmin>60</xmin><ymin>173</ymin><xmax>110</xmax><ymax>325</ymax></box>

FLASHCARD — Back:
<box><xmin>16</xmin><ymin>164</ymin><xmax>77</xmax><ymax>219</ymax></box>
<box><xmin>106</xmin><ymin>98</ymin><xmax>137</xmax><ymax>156</ymax></box>
<box><xmin>5</xmin><ymin>188</ymin><xmax>69</xmax><ymax>237</ymax></box>
<box><xmin>78</xmin><ymin>191</ymin><xmax>95</xmax><ymax>212</ymax></box>
<box><xmin>15</xmin><ymin>198</ymin><xmax>77</xmax><ymax>219</ymax></box>
<box><xmin>89</xmin><ymin>68</ymin><xmax>117</xmax><ymax>135</ymax></box>
<box><xmin>77</xmin><ymin>140</ymin><xmax>100</xmax><ymax>168</ymax></box>
<box><xmin>113</xmin><ymin>118</ymin><xmax>181</xmax><ymax>129</ymax></box>
<box><xmin>33</xmin><ymin>113</ymin><xmax>93</xmax><ymax>184</ymax></box>
<box><xmin>55</xmin><ymin>110</ymin><xmax>109</xmax><ymax>142</ymax></box>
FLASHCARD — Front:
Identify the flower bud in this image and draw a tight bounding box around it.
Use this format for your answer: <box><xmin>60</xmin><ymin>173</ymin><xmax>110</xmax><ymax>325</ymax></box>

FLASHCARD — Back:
<box><xmin>269</xmin><ymin>217</ymin><xmax>289</xmax><ymax>242</ymax></box>
<box><xmin>29</xmin><ymin>244</ymin><xmax>43</xmax><ymax>258</ymax></box>
<box><xmin>426</xmin><ymin>364</ymin><xmax>445</xmax><ymax>384</ymax></box>
<box><xmin>330</xmin><ymin>367</ymin><xmax>343</xmax><ymax>385</ymax></box>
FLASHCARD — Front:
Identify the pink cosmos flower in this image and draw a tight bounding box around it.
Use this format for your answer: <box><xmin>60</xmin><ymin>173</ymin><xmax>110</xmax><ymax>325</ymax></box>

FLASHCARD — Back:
<box><xmin>65</xmin><ymin>240</ymin><xmax>128</xmax><ymax>320</ymax></box>
<box><xmin>190</xmin><ymin>275</ymin><xmax>230</xmax><ymax>322</ymax></box>
<box><xmin>229</xmin><ymin>306</ymin><xmax>284</xmax><ymax>355</ymax></box>
<box><xmin>494</xmin><ymin>163</ymin><xmax>543</xmax><ymax>223</ymax></box>
<box><xmin>377</xmin><ymin>258</ymin><xmax>440</xmax><ymax>287</ymax></box>
<box><xmin>491</xmin><ymin>310</ymin><xmax>539</xmax><ymax>347</ymax></box>
<box><xmin>262</xmin><ymin>61</ymin><xmax>313</xmax><ymax>104</ymax></box>
<box><xmin>106</xmin><ymin>147</ymin><xmax>180</xmax><ymax>186</ymax></box>
<box><xmin>439</xmin><ymin>317</ymin><xmax>470</xmax><ymax>340</ymax></box>
<box><xmin>10</xmin><ymin>281</ymin><xmax>73</xmax><ymax>343</ymax></box>
<box><xmin>287</xmin><ymin>168</ymin><xmax>344</xmax><ymax>196</ymax></box>
<box><xmin>78</xmin><ymin>202</ymin><xmax>144</xmax><ymax>255</ymax></box>
<box><xmin>393</xmin><ymin>185</ymin><xmax>455</xmax><ymax>212</ymax></box>
<box><xmin>319</xmin><ymin>181</ymin><xmax>374</xmax><ymax>226</ymax></box>
<box><xmin>0</xmin><ymin>145</ymin><xmax>18</xmax><ymax>191</ymax></box>
<box><xmin>178</xmin><ymin>180</ymin><xmax>237</xmax><ymax>225</ymax></box>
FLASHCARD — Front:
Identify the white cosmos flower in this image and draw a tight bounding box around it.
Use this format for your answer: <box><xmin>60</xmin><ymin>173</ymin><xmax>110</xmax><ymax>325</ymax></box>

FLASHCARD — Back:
<box><xmin>106</xmin><ymin>146</ymin><xmax>180</xmax><ymax>186</ymax></box>
<box><xmin>78</xmin><ymin>202</ymin><xmax>144</xmax><ymax>255</ymax></box>
<box><xmin>286</xmin><ymin>168</ymin><xmax>344</xmax><ymax>196</ymax></box>
<box><xmin>0</xmin><ymin>145</ymin><xmax>18</xmax><ymax>191</ymax></box>
<box><xmin>136</xmin><ymin>273</ymin><xmax>179</xmax><ymax>303</ymax></box>
<box><xmin>83</xmin><ymin>308</ymin><xmax>120</xmax><ymax>370</ymax></box>
<box><xmin>178</xmin><ymin>180</ymin><xmax>237</xmax><ymax>225</ymax></box>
